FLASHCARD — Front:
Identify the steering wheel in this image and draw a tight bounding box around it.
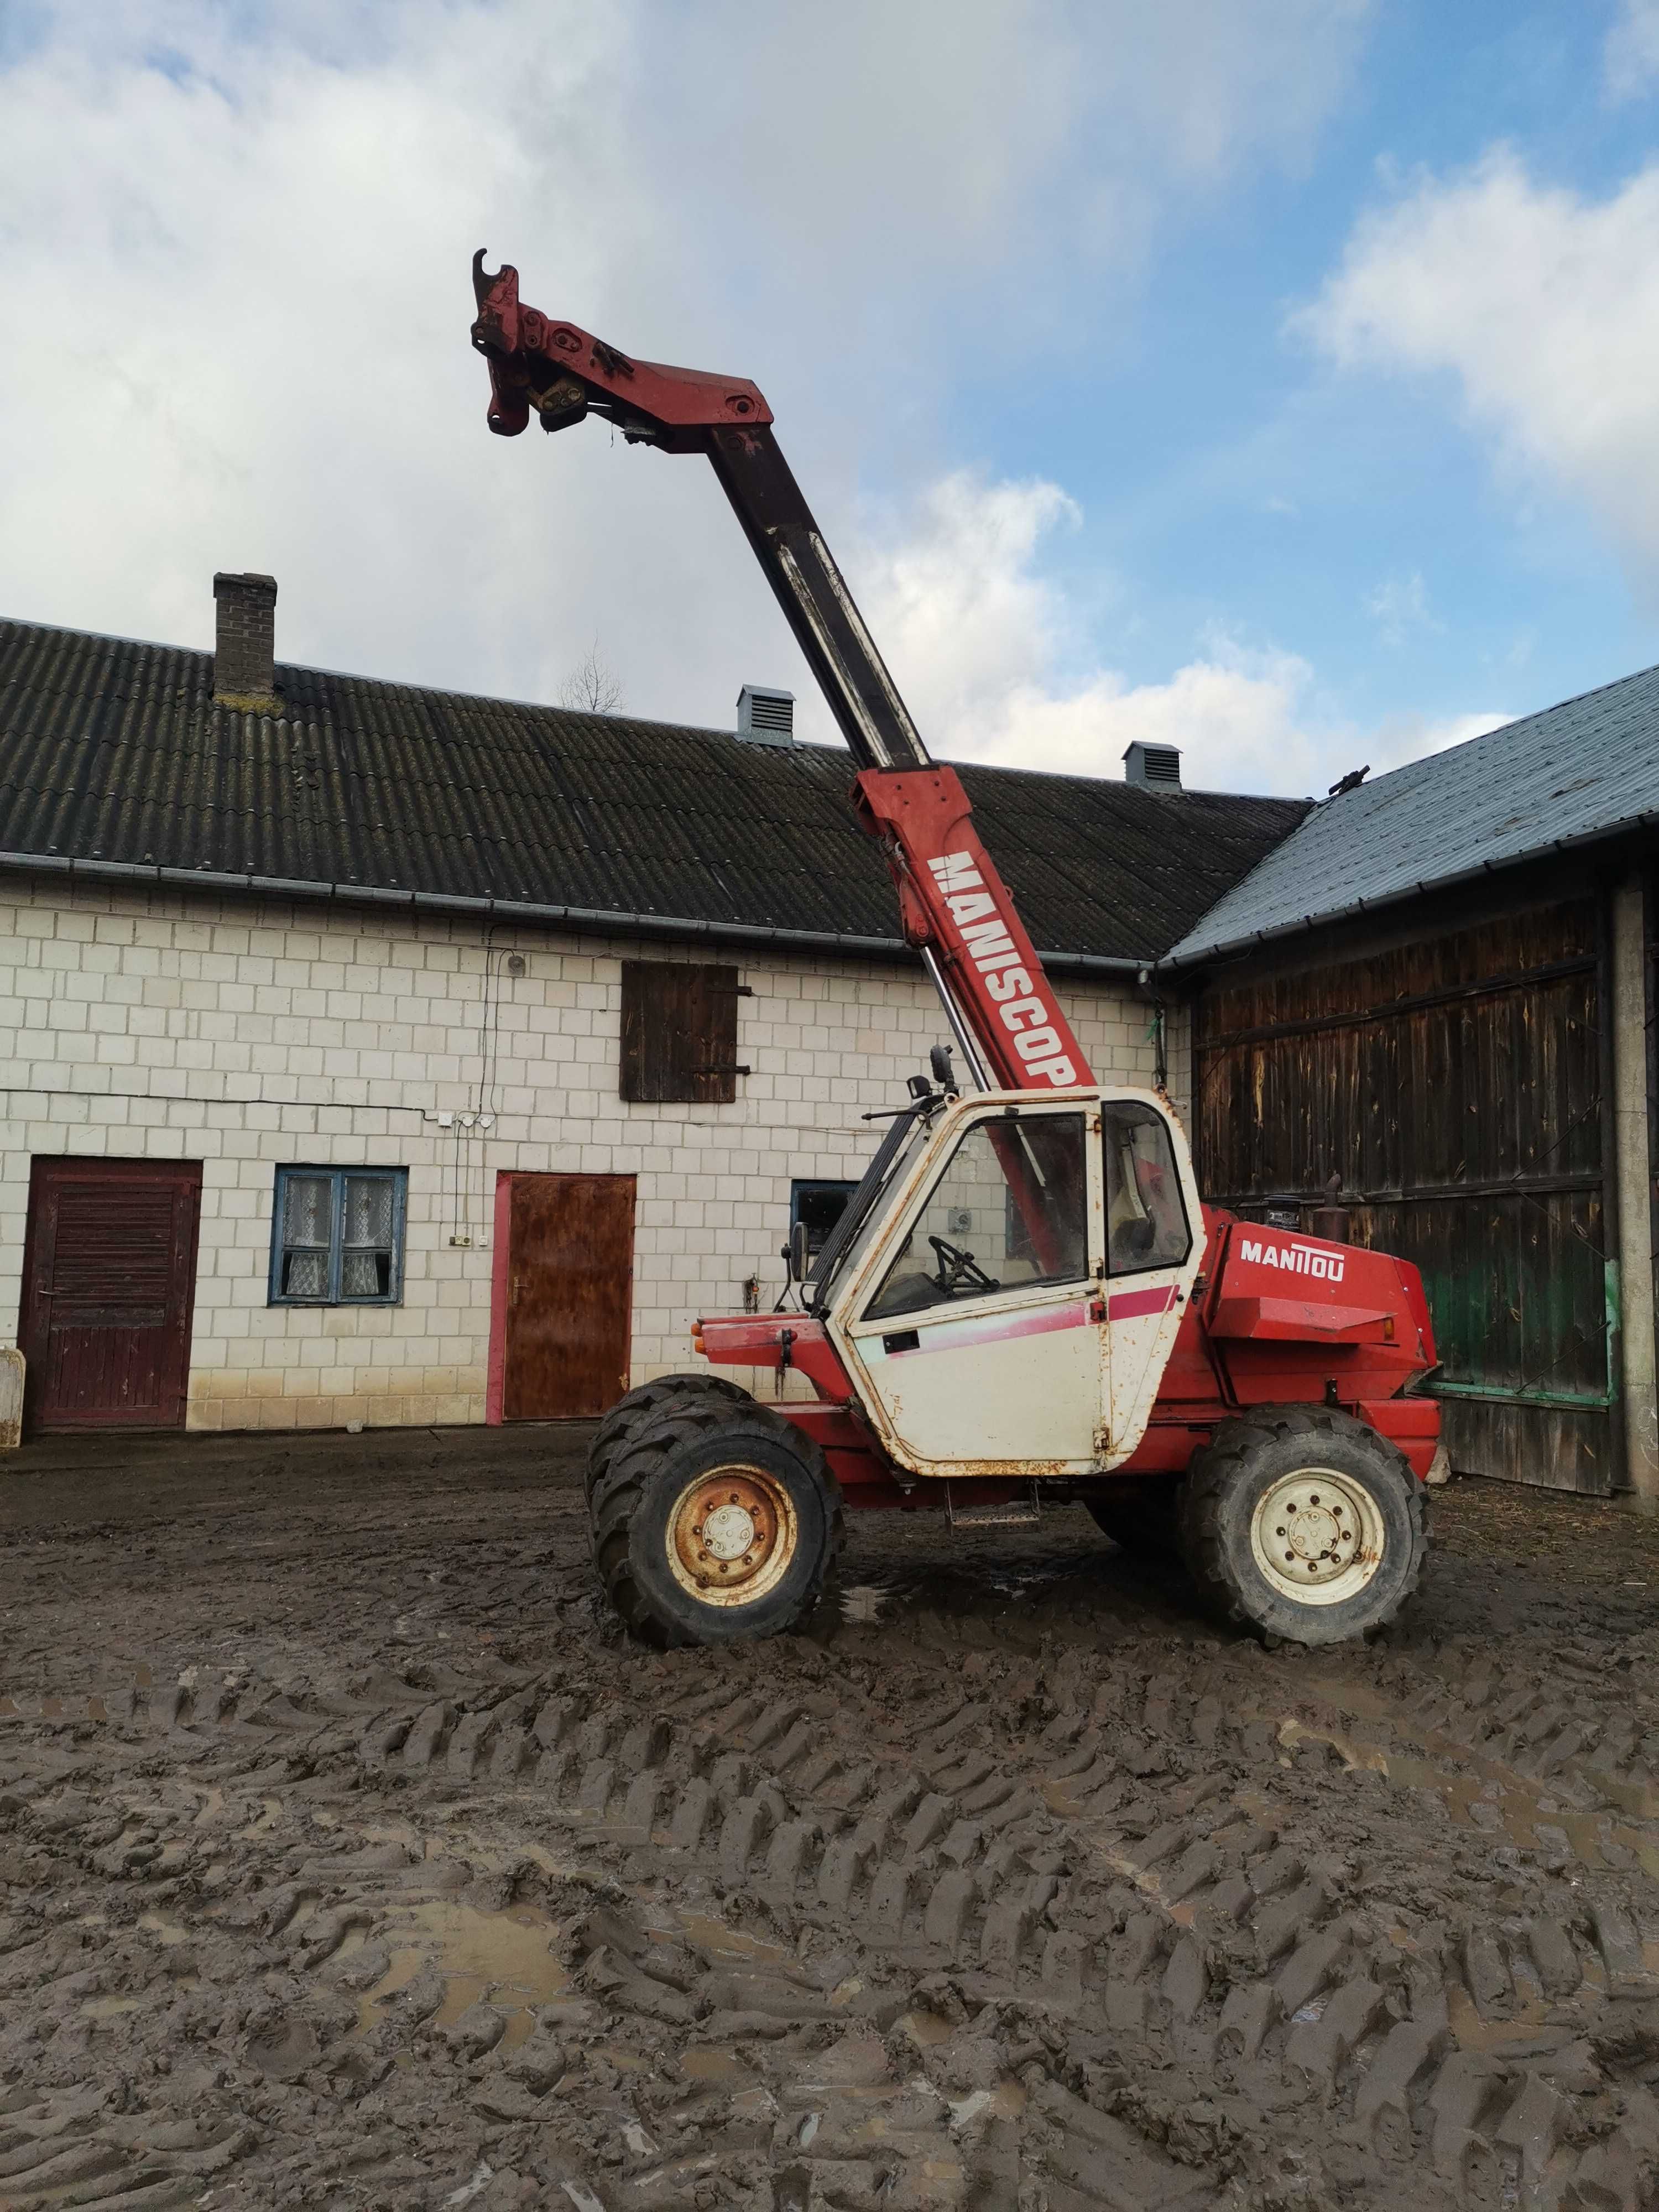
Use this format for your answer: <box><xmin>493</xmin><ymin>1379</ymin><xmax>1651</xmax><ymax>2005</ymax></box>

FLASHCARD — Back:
<box><xmin>928</xmin><ymin>1234</ymin><xmax>1000</xmax><ymax>1296</ymax></box>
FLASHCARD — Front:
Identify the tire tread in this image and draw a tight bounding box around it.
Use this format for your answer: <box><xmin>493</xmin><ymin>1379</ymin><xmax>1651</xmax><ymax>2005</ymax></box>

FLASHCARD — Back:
<box><xmin>1180</xmin><ymin>1405</ymin><xmax>1427</xmax><ymax>1643</ymax></box>
<box><xmin>585</xmin><ymin>1371</ymin><xmax>752</xmax><ymax>1503</ymax></box>
<box><xmin>592</xmin><ymin>1400</ymin><xmax>845</xmax><ymax>1648</ymax></box>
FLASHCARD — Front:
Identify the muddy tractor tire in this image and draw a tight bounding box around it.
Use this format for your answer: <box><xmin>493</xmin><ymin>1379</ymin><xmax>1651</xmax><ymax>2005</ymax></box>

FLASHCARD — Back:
<box><xmin>585</xmin><ymin>1371</ymin><xmax>753</xmax><ymax>1504</ymax></box>
<box><xmin>591</xmin><ymin>1399</ymin><xmax>845</xmax><ymax>1648</ymax></box>
<box><xmin>1179</xmin><ymin>1406</ymin><xmax>1426</xmax><ymax>1647</ymax></box>
<box><xmin>1084</xmin><ymin>1479</ymin><xmax>1182</xmax><ymax>1557</ymax></box>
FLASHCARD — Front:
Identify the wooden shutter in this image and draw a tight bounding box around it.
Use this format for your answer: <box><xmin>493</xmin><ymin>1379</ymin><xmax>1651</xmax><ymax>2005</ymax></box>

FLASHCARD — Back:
<box><xmin>620</xmin><ymin>961</ymin><xmax>743</xmax><ymax>1103</ymax></box>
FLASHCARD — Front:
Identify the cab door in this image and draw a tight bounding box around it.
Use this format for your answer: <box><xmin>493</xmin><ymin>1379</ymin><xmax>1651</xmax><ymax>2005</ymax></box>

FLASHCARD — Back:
<box><xmin>835</xmin><ymin>1102</ymin><xmax>1106</xmax><ymax>1474</ymax></box>
<box><xmin>1100</xmin><ymin>1097</ymin><xmax>1202</xmax><ymax>1461</ymax></box>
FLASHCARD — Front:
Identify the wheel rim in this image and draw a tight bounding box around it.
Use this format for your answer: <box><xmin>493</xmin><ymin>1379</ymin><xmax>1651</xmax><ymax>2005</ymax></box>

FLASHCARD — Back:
<box><xmin>1249</xmin><ymin>1465</ymin><xmax>1385</xmax><ymax>1608</ymax></box>
<box><xmin>666</xmin><ymin>1462</ymin><xmax>799</xmax><ymax>1608</ymax></box>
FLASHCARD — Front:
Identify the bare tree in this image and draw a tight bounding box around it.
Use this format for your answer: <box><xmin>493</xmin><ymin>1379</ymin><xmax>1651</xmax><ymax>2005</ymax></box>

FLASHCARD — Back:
<box><xmin>558</xmin><ymin>639</ymin><xmax>625</xmax><ymax>714</ymax></box>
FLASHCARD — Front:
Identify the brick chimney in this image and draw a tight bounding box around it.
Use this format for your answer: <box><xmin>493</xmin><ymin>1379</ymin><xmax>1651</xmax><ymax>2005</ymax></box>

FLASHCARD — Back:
<box><xmin>212</xmin><ymin>572</ymin><xmax>278</xmax><ymax>705</ymax></box>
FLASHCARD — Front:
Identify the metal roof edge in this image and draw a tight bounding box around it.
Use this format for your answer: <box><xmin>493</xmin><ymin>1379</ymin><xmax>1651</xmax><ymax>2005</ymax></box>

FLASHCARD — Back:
<box><xmin>0</xmin><ymin>849</ymin><xmax>906</xmax><ymax>960</ymax></box>
<box><xmin>1159</xmin><ymin>817</ymin><xmax>1659</xmax><ymax>972</ymax></box>
<box><xmin>0</xmin><ymin>848</ymin><xmax>1159</xmax><ymax>974</ymax></box>
<box><xmin>1036</xmin><ymin>948</ymin><xmax>1151</xmax><ymax>977</ymax></box>
<box><xmin>1160</xmin><ymin>868</ymin><xmax>1495</xmax><ymax>972</ymax></box>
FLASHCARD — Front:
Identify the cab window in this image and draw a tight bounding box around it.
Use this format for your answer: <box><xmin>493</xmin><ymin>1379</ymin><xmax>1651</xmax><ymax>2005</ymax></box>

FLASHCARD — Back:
<box><xmin>865</xmin><ymin>1113</ymin><xmax>1088</xmax><ymax>1322</ymax></box>
<box><xmin>1105</xmin><ymin>1103</ymin><xmax>1191</xmax><ymax>1275</ymax></box>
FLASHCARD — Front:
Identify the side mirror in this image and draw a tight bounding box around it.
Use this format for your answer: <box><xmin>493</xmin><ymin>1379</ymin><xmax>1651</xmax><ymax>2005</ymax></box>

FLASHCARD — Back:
<box><xmin>789</xmin><ymin>1218</ymin><xmax>811</xmax><ymax>1284</ymax></box>
<box><xmin>929</xmin><ymin>1044</ymin><xmax>958</xmax><ymax>1093</ymax></box>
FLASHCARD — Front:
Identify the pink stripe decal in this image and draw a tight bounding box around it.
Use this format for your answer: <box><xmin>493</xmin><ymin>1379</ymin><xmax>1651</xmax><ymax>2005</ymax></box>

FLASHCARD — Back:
<box><xmin>884</xmin><ymin>1299</ymin><xmax>1089</xmax><ymax>1355</ymax></box>
<box><xmin>1107</xmin><ymin>1284</ymin><xmax>1178</xmax><ymax>1322</ymax></box>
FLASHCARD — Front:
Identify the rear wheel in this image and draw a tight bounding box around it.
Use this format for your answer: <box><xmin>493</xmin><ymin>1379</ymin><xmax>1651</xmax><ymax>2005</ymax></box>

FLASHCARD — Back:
<box><xmin>586</xmin><ymin>1371</ymin><xmax>752</xmax><ymax>1504</ymax></box>
<box><xmin>1180</xmin><ymin>1407</ymin><xmax>1426</xmax><ymax>1646</ymax></box>
<box><xmin>592</xmin><ymin>1401</ymin><xmax>844</xmax><ymax>1648</ymax></box>
<box><xmin>1084</xmin><ymin>1479</ymin><xmax>1181</xmax><ymax>1557</ymax></box>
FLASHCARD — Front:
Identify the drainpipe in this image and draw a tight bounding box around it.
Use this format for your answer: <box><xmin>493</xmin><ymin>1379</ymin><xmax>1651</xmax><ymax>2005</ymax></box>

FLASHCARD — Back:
<box><xmin>1613</xmin><ymin>877</ymin><xmax>1659</xmax><ymax>1511</ymax></box>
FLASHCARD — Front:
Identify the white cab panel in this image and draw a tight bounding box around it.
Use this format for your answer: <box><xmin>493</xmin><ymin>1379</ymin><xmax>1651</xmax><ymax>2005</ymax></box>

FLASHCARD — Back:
<box><xmin>827</xmin><ymin>1086</ymin><xmax>1206</xmax><ymax>1480</ymax></box>
<box><xmin>848</xmin><ymin>1282</ymin><xmax>1104</xmax><ymax>1470</ymax></box>
<box><xmin>834</xmin><ymin>1098</ymin><xmax>1105</xmax><ymax>1475</ymax></box>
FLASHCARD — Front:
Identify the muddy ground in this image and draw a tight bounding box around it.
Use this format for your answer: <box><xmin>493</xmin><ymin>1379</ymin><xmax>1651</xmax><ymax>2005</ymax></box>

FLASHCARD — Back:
<box><xmin>4</xmin><ymin>1428</ymin><xmax>1659</xmax><ymax>2211</ymax></box>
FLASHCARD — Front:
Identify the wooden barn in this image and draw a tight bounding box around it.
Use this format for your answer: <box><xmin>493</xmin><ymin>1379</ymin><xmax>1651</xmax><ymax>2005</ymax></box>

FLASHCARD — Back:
<box><xmin>1164</xmin><ymin>668</ymin><xmax>1659</xmax><ymax>1499</ymax></box>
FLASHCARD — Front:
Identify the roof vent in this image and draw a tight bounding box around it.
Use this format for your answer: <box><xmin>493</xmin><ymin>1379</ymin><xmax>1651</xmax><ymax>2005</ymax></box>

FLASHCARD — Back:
<box><xmin>736</xmin><ymin>684</ymin><xmax>795</xmax><ymax>746</ymax></box>
<box><xmin>1123</xmin><ymin>741</ymin><xmax>1181</xmax><ymax>791</ymax></box>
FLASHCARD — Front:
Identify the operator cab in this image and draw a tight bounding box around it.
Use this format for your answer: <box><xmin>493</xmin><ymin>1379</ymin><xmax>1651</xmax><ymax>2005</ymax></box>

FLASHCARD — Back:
<box><xmin>813</xmin><ymin>1078</ymin><xmax>1204</xmax><ymax>1480</ymax></box>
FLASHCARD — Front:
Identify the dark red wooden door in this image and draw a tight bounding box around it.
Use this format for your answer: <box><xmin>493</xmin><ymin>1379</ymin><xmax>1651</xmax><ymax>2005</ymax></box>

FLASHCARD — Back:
<box><xmin>503</xmin><ymin>1174</ymin><xmax>636</xmax><ymax>1419</ymax></box>
<box><xmin>19</xmin><ymin>1159</ymin><xmax>203</xmax><ymax>1433</ymax></box>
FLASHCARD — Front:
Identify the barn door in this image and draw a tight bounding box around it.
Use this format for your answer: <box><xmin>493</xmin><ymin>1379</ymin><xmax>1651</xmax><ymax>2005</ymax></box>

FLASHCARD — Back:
<box><xmin>19</xmin><ymin>1158</ymin><xmax>202</xmax><ymax>1433</ymax></box>
<box><xmin>1192</xmin><ymin>899</ymin><xmax>1609</xmax><ymax>1494</ymax></box>
<box><xmin>502</xmin><ymin>1173</ymin><xmax>637</xmax><ymax>1419</ymax></box>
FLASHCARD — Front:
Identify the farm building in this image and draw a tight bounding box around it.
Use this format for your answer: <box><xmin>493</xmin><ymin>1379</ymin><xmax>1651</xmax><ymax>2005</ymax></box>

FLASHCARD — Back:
<box><xmin>0</xmin><ymin>575</ymin><xmax>1301</xmax><ymax>1439</ymax></box>
<box><xmin>1165</xmin><ymin>670</ymin><xmax>1659</xmax><ymax>1500</ymax></box>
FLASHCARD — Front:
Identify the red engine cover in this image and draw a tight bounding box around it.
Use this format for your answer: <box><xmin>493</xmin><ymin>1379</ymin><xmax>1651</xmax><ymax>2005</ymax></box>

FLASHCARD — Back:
<box><xmin>1199</xmin><ymin>1219</ymin><xmax>1436</xmax><ymax>1409</ymax></box>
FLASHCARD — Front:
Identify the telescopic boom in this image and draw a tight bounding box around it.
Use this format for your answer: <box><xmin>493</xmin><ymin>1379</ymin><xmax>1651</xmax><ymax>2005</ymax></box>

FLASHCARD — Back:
<box><xmin>470</xmin><ymin>252</ymin><xmax>1093</xmax><ymax>1094</ymax></box>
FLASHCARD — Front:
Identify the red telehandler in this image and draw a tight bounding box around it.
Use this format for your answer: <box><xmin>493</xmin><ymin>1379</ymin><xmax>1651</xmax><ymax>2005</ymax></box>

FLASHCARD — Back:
<box><xmin>470</xmin><ymin>254</ymin><xmax>1438</xmax><ymax>1652</ymax></box>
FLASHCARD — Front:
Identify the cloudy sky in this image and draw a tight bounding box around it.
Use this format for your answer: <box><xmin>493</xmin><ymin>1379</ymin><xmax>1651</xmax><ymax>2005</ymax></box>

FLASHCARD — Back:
<box><xmin>6</xmin><ymin>2</ymin><xmax>1659</xmax><ymax>796</ymax></box>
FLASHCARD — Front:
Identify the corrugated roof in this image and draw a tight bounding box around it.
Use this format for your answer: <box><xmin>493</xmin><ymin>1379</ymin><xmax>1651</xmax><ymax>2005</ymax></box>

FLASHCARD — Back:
<box><xmin>1164</xmin><ymin>662</ymin><xmax>1659</xmax><ymax>969</ymax></box>
<box><xmin>0</xmin><ymin>618</ymin><xmax>1306</xmax><ymax>964</ymax></box>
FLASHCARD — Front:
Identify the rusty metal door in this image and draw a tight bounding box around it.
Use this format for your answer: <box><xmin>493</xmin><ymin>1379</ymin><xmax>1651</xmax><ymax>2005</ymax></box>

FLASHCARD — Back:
<box><xmin>1193</xmin><ymin>899</ymin><xmax>1613</xmax><ymax>1493</ymax></box>
<box><xmin>18</xmin><ymin>1158</ymin><xmax>203</xmax><ymax>1433</ymax></box>
<box><xmin>502</xmin><ymin>1173</ymin><xmax>637</xmax><ymax>1419</ymax></box>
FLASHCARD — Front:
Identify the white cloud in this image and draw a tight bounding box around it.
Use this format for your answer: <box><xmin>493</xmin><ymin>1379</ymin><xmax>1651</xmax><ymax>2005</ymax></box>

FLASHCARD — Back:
<box><xmin>0</xmin><ymin>0</ymin><xmax>1371</xmax><ymax>760</ymax></box>
<box><xmin>1301</xmin><ymin>148</ymin><xmax>1659</xmax><ymax>588</ymax></box>
<box><xmin>1606</xmin><ymin>0</ymin><xmax>1659</xmax><ymax>96</ymax></box>
<box><xmin>845</xmin><ymin>469</ymin><xmax>1494</xmax><ymax>796</ymax></box>
<box><xmin>993</xmin><ymin>645</ymin><xmax>1323</xmax><ymax>794</ymax></box>
<box><xmin>1365</xmin><ymin>570</ymin><xmax>1439</xmax><ymax>647</ymax></box>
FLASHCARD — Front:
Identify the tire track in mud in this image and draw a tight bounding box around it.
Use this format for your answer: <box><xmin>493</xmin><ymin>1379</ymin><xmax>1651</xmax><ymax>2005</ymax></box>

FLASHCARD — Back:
<box><xmin>7</xmin><ymin>1469</ymin><xmax>1659</xmax><ymax>2206</ymax></box>
<box><xmin>11</xmin><ymin>1622</ymin><xmax>1659</xmax><ymax>2208</ymax></box>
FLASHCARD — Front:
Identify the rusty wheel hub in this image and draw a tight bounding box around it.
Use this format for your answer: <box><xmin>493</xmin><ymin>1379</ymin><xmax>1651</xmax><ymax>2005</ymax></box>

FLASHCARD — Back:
<box><xmin>1249</xmin><ymin>1467</ymin><xmax>1384</xmax><ymax>1608</ymax></box>
<box><xmin>666</xmin><ymin>1463</ymin><xmax>797</xmax><ymax>1608</ymax></box>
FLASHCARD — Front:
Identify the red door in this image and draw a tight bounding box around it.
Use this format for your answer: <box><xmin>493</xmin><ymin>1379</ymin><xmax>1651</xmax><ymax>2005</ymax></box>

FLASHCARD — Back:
<box><xmin>18</xmin><ymin>1159</ymin><xmax>203</xmax><ymax>1433</ymax></box>
<box><xmin>501</xmin><ymin>1174</ymin><xmax>637</xmax><ymax>1419</ymax></box>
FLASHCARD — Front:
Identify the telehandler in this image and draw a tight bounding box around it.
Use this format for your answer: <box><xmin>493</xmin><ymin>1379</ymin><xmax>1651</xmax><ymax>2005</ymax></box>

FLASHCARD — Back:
<box><xmin>470</xmin><ymin>255</ymin><xmax>1437</xmax><ymax>1651</ymax></box>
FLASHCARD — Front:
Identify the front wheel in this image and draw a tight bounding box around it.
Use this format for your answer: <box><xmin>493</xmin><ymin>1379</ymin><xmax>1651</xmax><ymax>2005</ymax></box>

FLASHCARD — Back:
<box><xmin>1180</xmin><ymin>1408</ymin><xmax>1426</xmax><ymax>1647</ymax></box>
<box><xmin>592</xmin><ymin>1402</ymin><xmax>843</xmax><ymax>1648</ymax></box>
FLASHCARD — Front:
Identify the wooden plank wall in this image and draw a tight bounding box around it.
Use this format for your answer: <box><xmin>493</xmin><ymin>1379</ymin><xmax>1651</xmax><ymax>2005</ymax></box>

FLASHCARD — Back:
<box><xmin>1192</xmin><ymin>899</ymin><xmax>1615</xmax><ymax>1494</ymax></box>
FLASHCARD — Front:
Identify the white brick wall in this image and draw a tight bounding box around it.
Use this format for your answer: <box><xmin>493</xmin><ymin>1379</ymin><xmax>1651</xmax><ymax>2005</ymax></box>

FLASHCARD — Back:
<box><xmin>0</xmin><ymin>878</ymin><xmax>1190</xmax><ymax>1432</ymax></box>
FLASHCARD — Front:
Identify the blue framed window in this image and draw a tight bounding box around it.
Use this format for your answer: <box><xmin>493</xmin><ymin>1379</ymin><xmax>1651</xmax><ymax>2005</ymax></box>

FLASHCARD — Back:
<box><xmin>270</xmin><ymin>1167</ymin><xmax>408</xmax><ymax>1305</ymax></box>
